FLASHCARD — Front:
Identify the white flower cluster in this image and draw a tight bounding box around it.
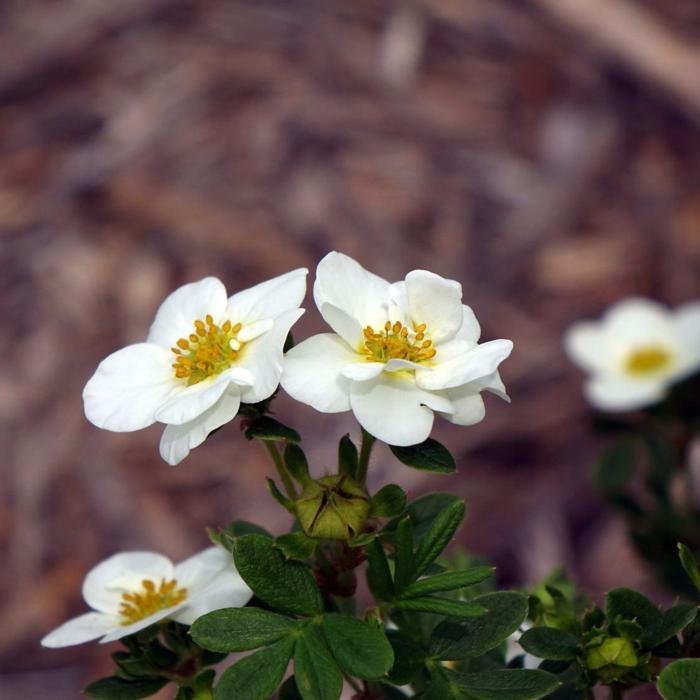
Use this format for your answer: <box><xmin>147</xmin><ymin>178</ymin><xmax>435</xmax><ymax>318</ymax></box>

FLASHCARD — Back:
<box><xmin>83</xmin><ymin>252</ymin><xmax>513</xmax><ymax>461</ymax></box>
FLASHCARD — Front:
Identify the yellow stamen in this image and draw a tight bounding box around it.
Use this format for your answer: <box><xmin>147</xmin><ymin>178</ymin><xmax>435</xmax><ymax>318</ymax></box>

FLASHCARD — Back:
<box><xmin>171</xmin><ymin>315</ymin><xmax>246</xmax><ymax>385</ymax></box>
<box><xmin>625</xmin><ymin>346</ymin><xmax>673</xmax><ymax>375</ymax></box>
<box><xmin>119</xmin><ymin>578</ymin><xmax>187</xmax><ymax>626</ymax></box>
<box><xmin>360</xmin><ymin>320</ymin><xmax>436</xmax><ymax>365</ymax></box>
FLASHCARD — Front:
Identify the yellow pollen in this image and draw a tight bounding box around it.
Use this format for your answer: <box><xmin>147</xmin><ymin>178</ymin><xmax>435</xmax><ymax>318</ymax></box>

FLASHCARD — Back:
<box><xmin>171</xmin><ymin>315</ymin><xmax>245</xmax><ymax>385</ymax></box>
<box><xmin>625</xmin><ymin>346</ymin><xmax>673</xmax><ymax>375</ymax></box>
<box><xmin>119</xmin><ymin>578</ymin><xmax>187</xmax><ymax>626</ymax></box>
<box><xmin>361</xmin><ymin>320</ymin><xmax>437</xmax><ymax>364</ymax></box>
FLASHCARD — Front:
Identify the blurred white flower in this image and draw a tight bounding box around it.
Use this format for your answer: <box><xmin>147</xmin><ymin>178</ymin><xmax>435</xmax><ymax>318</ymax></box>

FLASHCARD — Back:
<box><xmin>41</xmin><ymin>547</ymin><xmax>252</xmax><ymax>647</ymax></box>
<box><xmin>564</xmin><ymin>298</ymin><xmax>700</xmax><ymax>411</ymax></box>
<box><xmin>280</xmin><ymin>252</ymin><xmax>513</xmax><ymax>446</ymax></box>
<box><xmin>83</xmin><ymin>270</ymin><xmax>307</xmax><ymax>465</ymax></box>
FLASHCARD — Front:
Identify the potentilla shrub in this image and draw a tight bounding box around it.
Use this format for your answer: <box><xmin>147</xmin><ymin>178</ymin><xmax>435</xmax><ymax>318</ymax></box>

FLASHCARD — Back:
<box><xmin>42</xmin><ymin>252</ymin><xmax>700</xmax><ymax>700</ymax></box>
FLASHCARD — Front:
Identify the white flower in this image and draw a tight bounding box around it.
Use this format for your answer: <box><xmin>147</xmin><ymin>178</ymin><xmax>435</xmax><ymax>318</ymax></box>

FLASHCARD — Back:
<box><xmin>280</xmin><ymin>252</ymin><xmax>513</xmax><ymax>446</ymax></box>
<box><xmin>40</xmin><ymin>547</ymin><xmax>252</xmax><ymax>647</ymax></box>
<box><xmin>564</xmin><ymin>298</ymin><xmax>700</xmax><ymax>411</ymax></box>
<box><xmin>83</xmin><ymin>270</ymin><xmax>307</xmax><ymax>465</ymax></box>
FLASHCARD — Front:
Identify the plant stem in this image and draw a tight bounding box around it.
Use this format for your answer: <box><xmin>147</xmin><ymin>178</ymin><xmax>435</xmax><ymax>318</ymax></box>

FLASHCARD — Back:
<box><xmin>262</xmin><ymin>440</ymin><xmax>297</xmax><ymax>499</ymax></box>
<box><xmin>356</xmin><ymin>427</ymin><xmax>376</xmax><ymax>485</ymax></box>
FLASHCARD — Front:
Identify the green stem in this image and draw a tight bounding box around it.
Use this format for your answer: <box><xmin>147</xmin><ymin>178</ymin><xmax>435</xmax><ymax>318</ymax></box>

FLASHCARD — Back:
<box><xmin>262</xmin><ymin>440</ymin><xmax>297</xmax><ymax>499</ymax></box>
<box><xmin>356</xmin><ymin>427</ymin><xmax>376</xmax><ymax>485</ymax></box>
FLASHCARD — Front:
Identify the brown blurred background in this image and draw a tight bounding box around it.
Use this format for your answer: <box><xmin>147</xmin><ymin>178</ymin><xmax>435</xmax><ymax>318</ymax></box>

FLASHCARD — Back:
<box><xmin>2</xmin><ymin>0</ymin><xmax>700</xmax><ymax>697</ymax></box>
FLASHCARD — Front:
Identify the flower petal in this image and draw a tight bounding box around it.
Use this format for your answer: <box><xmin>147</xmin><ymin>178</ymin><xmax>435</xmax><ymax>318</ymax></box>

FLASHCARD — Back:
<box><xmin>173</xmin><ymin>547</ymin><xmax>232</xmax><ymax>590</ymax></box>
<box><xmin>237</xmin><ymin>318</ymin><xmax>274</xmax><ymax>343</ymax></box>
<box><xmin>100</xmin><ymin>604</ymin><xmax>188</xmax><ymax>643</ymax></box>
<box><xmin>83</xmin><ymin>552</ymin><xmax>174</xmax><ymax>615</ymax></box>
<box><xmin>585</xmin><ymin>376</ymin><xmax>668</xmax><ymax>412</ymax></box>
<box><xmin>341</xmin><ymin>362</ymin><xmax>385</xmax><ymax>381</ymax></box>
<box><xmin>172</xmin><ymin>547</ymin><xmax>253</xmax><ymax>625</ymax></box>
<box><xmin>147</xmin><ymin>277</ymin><xmax>228</xmax><ymax>349</ymax></box>
<box><xmin>281</xmin><ymin>333</ymin><xmax>356</xmax><ymax>412</ymax></box>
<box><xmin>173</xmin><ymin>568</ymin><xmax>254</xmax><ymax>626</ymax></box>
<box><xmin>155</xmin><ymin>374</ymin><xmax>231</xmax><ymax>426</ymax></box>
<box><xmin>454</xmin><ymin>305</ymin><xmax>481</xmax><ymax>346</ymax></box>
<box><xmin>349</xmin><ymin>374</ymin><xmax>441</xmax><ymax>446</ymax></box>
<box><xmin>159</xmin><ymin>389</ymin><xmax>242</xmax><ymax>465</ymax></box>
<box><xmin>41</xmin><ymin>612</ymin><xmax>116</xmax><ymax>648</ymax></box>
<box><xmin>417</xmin><ymin>339</ymin><xmax>513</xmax><ymax>391</ymax></box>
<box><xmin>563</xmin><ymin>321</ymin><xmax>615</xmax><ymax>374</ymax></box>
<box><xmin>405</xmin><ymin>270</ymin><xmax>464</xmax><ymax>343</ymax></box>
<box><xmin>320</xmin><ymin>303</ymin><xmax>365</xmax><ymax>348</ymax></box>
<box><xmin>313</xmin><ymin>252</ymin><xmax>392</xmax><ymax>329</ymax></box>
<box><xmin>83</xmin><ymin>344</ymin><xmax>178</xmax><ymax>432</ymax></box>
<box><xmin>439</xmin><ymin>386</ymin><xmax>486</xmax><ymax>426</ymax></box>
<box><xmin>236</xmin><ymin>308</ymin><xmax>304</xmax><ymax>404</ymax></box>
<box><xmin>226</xmin><ymin>268</ymin><xmax>308</xmax><ymax>323</ymax></box>
<box><xmin>603</xmin><ymin>297</ymin><xmax>674</xmax><ymax>344</ymax></box>
<box><xmin>673</xmin><ymin>301</ymin><xmax>700</xmax><ymax>373</ymax></box>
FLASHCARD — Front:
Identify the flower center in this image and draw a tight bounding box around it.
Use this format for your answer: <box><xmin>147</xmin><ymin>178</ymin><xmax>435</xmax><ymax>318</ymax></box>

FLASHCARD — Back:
<box><xmin>171</xmin><ymin>315</ymin><xmax>243</xmax><ymax>386</ymax></box>
<box><xmin>361</xmin><ymin>321</ymin><xmax>436</xmax><ymax>364</ymax></box>
<box><xmin>625</xmin><ymin>345</ymin><xmax>673</xmax><ymax>376</ymax></box>
<box><xmin>119</xmin><ymin>578</ymin><xmax>188</xmax><ymax>626</ymax></box>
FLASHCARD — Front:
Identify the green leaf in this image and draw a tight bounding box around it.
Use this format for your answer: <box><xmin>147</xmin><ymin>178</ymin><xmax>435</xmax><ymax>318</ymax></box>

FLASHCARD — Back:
<box><xmin>393</xmin><ymin>516</ymin><xmax>415</xmax><ymax>595</ymax></box>
<box><xmin>455</xmin><ymin>669</ymin><xmax>561</xmax><ymax>700</ymax></box>
<box><xmin>605</xmin><ymin>588</ymin><xmax>662</xmax><ymax>628</ymax></box>
<box><xmin>267</xmin><ymin>478</ymin><xmax>295</xmax><ymax>513</ymax></box>
<box><xmin>430</xmin><ymin>591</ymin><xmax>528</xmax><ymax>660</ymax></box>
<box><xmin>592</xmin><ymin>441</ymin><xmax>634</xmax><ymax>496</ymax></box>
<box><xmin>678</xmin><ymin>543</ymin><xmax>700</xmax><ymax>593</ymax></box>
<box><xmin>657</xmin><ymin>659</ymin><xmax>700</xmax><ymax>700</ymax></box>
<box><xmin>642</xmin><ymin>604</ymin><xmax>698</xmax><ymax>650</ymax></box>
<box><xmin>518</xmin><ymin>627</ymin><xmax>579</xmax><ymax>661</ymax></box>
<box><xmin>401</xmin><ymin>567</ymin><xmax>495</xmax><ymax>599</ymax></box>
<box><xmin>294</xmin><ymin>623</ymin><xmax>343</xmax><ymax>700</ymax></box>
<box><xmin>245</xmin><ymin>416</ymin><xmax>301</xmax><ymax>443</ymax></box>
<box><xmin>322</xmin><ymin>614</ymin><xmax>394</xmax><ymax>679</ymax></box>
<box><xmin>389</xmin><ymin>438</ymin><xmax>456</xmax><ymax>473</ymax></box>
<box><xmin>210</xmin><ymin>520</ymin><xmax>272</xmax><ymax>550</ymax></box>
<box><xmin>233</xmin><ymin>535</ymin><xmax>323</xmax><ymax>616</ymax></box>
<box><xmin>285</xmin><ymin>444</ymin><xmax>311</xmax><ymax>485</ymax></box>
<box><xmin>338</xmin><ymin>434</ymin><xmax>359</xmax><ymax>479</ymax></box>
<box><xmin>214</xmin><ymin>636</ymin><xmax>295</xmax><ymax>700</ymax></box>
<box><xmin>366</xmin><ymin>538</ymin><xmax>395</xmax><ymax>601</ymax></box>
<box><xmin>386</xmin><ymin>629</ymin><xmax>426</xmax><ymax>685</ymax></box>
<box><xmin>275</xmin><ymin>532</ymin><xmax>317</xmax><ymax>561</ymax></box>
<box><xmin>348</xmin><ymin>532</ymin><xmax>377</xmax><ymax>548</ymax></box>
<box><xmin>84</xmin><ymin>677</ymin><xmax>168</xmax><ymax>699</ymax></box>
<box><xmin>190</xmin><ymin>607</ymin><xmax>297</xmax><ymax>652</ymax></box>
<box><xmin>370</xmin><ymin>484</ymin><xmax>407</xmax><ymax>519</ymax></box>
<box><xmin>393</xmin><ymin>596</ymin><xmax>486</xmax><ymax>618</ymax></box>
<box><xmin>386</xmin><ymin>493</ymin><xmax>462</xmax><ymax>544</ymax></box>
<box><xmin>412</xmin><ymin>499</ymin><xmax>466</xmax><ymax>580</ymax></box>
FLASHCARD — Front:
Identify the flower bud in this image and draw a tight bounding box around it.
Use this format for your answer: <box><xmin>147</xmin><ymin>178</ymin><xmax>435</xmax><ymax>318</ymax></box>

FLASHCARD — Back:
<box><xmin>296</xmin><ymin>474</ymin><xmax>370</xmax><ymax>540</ymax></box>
<box><xmin>585</xmin><ymin>636</ymin><xmax>638</xmax><ymax>683</ymax></box>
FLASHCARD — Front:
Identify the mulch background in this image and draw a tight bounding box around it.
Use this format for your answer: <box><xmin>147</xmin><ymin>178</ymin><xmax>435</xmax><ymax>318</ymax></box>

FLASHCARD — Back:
<box><xmin>2</xmin><ymin>1</ymin><xmax>700</xmax><ymax>697</ymax></box>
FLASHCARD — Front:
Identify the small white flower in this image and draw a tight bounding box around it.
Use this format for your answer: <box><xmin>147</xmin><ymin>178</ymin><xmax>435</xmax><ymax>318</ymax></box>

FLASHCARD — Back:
<box><xmin>280</xmin><ymin>252</ymin><xmax>513</xmax><ymax>446</ymax></box>
<box><xmin>41</xmin><ymin>547</ymin><xmax>252</xmax><ymax>647</ymax></box>
<box><xmin>564</xmin><ymin>298</ymin><xmax>700</xmax><ymax>411</ymax></box>
<box><xmin>83</xmin><ymin>269</ymin><xmax>307</xmax><ymax>465</ymax></box>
